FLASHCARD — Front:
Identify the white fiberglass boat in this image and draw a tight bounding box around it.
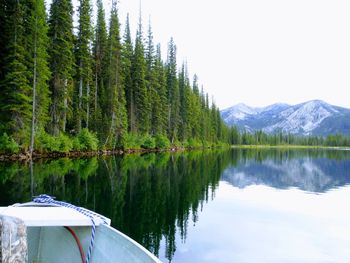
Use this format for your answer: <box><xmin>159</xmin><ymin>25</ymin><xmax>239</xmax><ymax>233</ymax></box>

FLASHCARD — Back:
<box><xmin>0</xmin><ymin>195</ymin><xmax>161</xmax><ymax>263</ymax></box>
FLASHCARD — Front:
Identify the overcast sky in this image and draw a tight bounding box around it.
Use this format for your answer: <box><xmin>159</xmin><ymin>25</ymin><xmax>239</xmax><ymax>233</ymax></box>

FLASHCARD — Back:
<box><xmin>69</xmin><ymin>0</ymin><xmax>350</xmax><ymax>109</ymax></box>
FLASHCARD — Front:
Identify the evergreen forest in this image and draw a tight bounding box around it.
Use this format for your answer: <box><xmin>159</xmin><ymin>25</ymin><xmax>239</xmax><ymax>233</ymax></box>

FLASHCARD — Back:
<box><xmin>0</xmin><ymin>0</ymin><xmax>230</xmax><ymax>154</ymax></box>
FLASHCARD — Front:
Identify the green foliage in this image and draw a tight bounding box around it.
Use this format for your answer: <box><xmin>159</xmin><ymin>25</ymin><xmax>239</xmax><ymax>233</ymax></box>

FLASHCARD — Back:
<box><xmin>28</xmin><ymin>0</ymin><xmax>51</xmax><ymax>129</ymax></box>
<box><xmin>155</xmin><ymin>134</ymin><xmax>170</xmax><ymax>149</ymax></box>
<box><xmin>57</xmin><ymin>133</ymin><xmax>73</xmax><ymax>152</ymax></box>
<box><xmin>141</xmin><ymin>135</ymin><xmax>156</xmax><ymax>149</ymax></box>
<box><xmin>36</xmin><ymin>130</ymin><xmax>73</xmax><ymax>153</ymax></box>
<box><xmin>178</xmin><ymin>63</ymin><xmax>192</xmax><ymax>141</ymax></box>
<box><xmin>75</xmin><ymin>0</ymin><xmax>93</xmax><ymax>132</ymax></box>
<box><xmin>0</xmin><ymin>1</ymin><xmax>32</xmax><ymax>146</ymax></box>
<box><xmin>72</xmin><ymin>137</ymin><xmax>82</xmax><ymax>151</ymax></box>
<box><xmin>172</xmin><ymin>140</ymin><xmax>184</xmax><ymax>148</ymax></box>
<box><xmin>122</xmin><ymin>15</ymin><xmax>136</xmax><ymax>133</ymax></box>
<box><xmin>47</xmin><ymin>0</ymin><xmax>74</xmax><ymax>135</ymax></box>
<box><xmin>36</xmin><ymin>130</ymin><xmax>59</xmax><ymax>152</ymax></box>
<box><xmin>121</xmin><ymin>133</ymin><xmax>142</xmax><ymax>149</ymax></box>
<box><xmin>152</xmin><ymin>45</ymin><xmax>168</xmax><ymax>135</ymax></box>
<box><xmin>122</xmin><ymin>133</ymin><xmax>168</xmax><ymax>150</ymax></box>
<box><xmin>77</xmin><ymin>128</ymin><xmax>98</xmax><ymax>151</ymax></box>
<box><xmin>166</xmin><ymin>38</ymin><xmax>180</xmax><ymax>142</ymax></box>
<box><xmin>227</xmin><ymin>128</ymin><xmax>350</xmax><ymax>148</ymax></box>
<box><xmin>0</xmin><ymin>133</ymin><xmax>20</xmax><ymax>154</ymax></box>
<box><xmin>103</xmin><ymin>2</ymin><xmax>127</xmax><ymax>148</ymax></box>
<box><xmin>91</xmin><ymin>0</ymin><xmax>108</xmax><ymax>138</ymax></box>
<box><xmin>186</xmin><ymin>138</ymin><xmax>203</xmax><ymax>148</ymax></box>
<box><xmin>132</xmin><ymin>16</ymin><xmax>150</xmax><ymax>134</ymax></box>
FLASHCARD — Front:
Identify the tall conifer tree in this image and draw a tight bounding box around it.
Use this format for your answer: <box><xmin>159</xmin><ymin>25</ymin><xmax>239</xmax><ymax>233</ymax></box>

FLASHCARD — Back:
<box><xmin>91</xmin><ymin>0</ymin><xmax>107</xmax><ymax>135</ymax></box>
<box><xmin>27</xmin><ymin>0</ymin><xmax>51</xmax><ymax>153</ymax></box>
<box><xmin>178</xmin><ymin>62</ymin><xmax>192</xmax><ymax>141</ymax></box>
<box><xmin>0</xmin><ymin>1</ymin><xmax>32</xmax><ymax>146</ymax></box>
<box><xmin>145</xmin><ymin>21</ymin><xmax>160</xmax><ymax>135</ymax></box>
<box><xmin>0</xmin><ymin>0</ymin><xmax>6</xmax><ymax>83</ymax></box>
<box><xmin>121</xmin><ymin>14</ymin><xmax>136</xmax><ymax>133</ymax></box>
<box><xmin>189</xmin><ymin>75</ymin><xmax>201</xmax><ymax>138</ymax></box>
<box><xmin>47</xmin><ymin>0</ymin><xmax>74</xmax><ymax>135</ymax></box>
<box><xmin>145</xmin><ymin>20</ymin><xmax>155</xmax><ymax>74</ymax></box>
<box><xmin>132</xmin><ymin>13</ymin><xmax>150</xmax><ymax>134</ymax></box>
<box><xmin>75</xmin><ymin>0</ymin><xmax>92</xmax><ymax>131</ymax></box>
<box><xmin>166</xmin><ymin>38</ymin><xmax>179</xmax><ymax>142</ymax></box>
<box><xmin>105</xmin><ymin>1</ymin><xmax>127</xmax><ymax>147</ymax></box>
<box><xmin>154</xmin><ymin>44</ymin><xmax>168</xmax><ymax>135</ymax></box>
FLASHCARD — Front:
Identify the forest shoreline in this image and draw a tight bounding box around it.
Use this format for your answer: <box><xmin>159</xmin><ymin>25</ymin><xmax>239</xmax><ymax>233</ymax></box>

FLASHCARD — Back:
<box><xmin>231</xmin><ymin>145</ymin><xmax>350</xmax><ymax>150</ymax></box>
<box><xmin>2</xmin><ymin>144</ymin><xmax>350</xmax><ymax>162</ymax></box>
<box><xmin>0</xmin><ymin>146</ymin><xmax>210</xmax><ymax>162</ymax></box>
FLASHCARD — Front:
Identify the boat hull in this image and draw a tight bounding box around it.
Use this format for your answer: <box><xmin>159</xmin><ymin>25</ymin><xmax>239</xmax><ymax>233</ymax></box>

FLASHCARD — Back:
<box><xmin>91</xmin><ymin>224</ymin><xmax>160</xmax><ymax>263</ymax></box>
<box><xmin>27</xmin><ymin>224</ymin><xmax>161</xmax><ymax>263</ymax></box>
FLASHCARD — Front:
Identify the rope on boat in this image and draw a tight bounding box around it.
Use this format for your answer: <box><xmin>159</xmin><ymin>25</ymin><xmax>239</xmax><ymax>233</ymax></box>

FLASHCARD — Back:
<box><xmin>64</xmin><ymin>226</ymin><xmax>85</xmax><ymax>263</ymax></box>
<box><xmin>33</xmin><ymin>194</ymin><xmax>108</xmax><ymax>263</ymax></box>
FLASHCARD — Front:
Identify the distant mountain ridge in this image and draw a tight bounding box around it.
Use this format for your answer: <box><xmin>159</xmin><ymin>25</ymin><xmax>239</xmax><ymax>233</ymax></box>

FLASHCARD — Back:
<box><xmin>221</xmin><ymin>100</ymin><xmax>350</xmax><ymax>136</ymax></box>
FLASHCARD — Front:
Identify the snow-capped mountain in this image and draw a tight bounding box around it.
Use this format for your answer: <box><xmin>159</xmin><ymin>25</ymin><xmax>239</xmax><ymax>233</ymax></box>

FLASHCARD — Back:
<box><xmin>221</xmin><ymin>103</ymin><xmax>259</xmax><ymax>121</ymax></box>
<box><xmin>221</xmin><ymin>100</ymin><xmax>350</xmax><ymax>135</ymax></box>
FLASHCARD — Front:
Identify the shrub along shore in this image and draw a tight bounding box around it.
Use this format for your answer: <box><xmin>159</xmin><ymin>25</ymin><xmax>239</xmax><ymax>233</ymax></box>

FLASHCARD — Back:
<box><xmin>0</xmin><ymin>130</ymin><xmax>229</xmax><ymax>161</ymax></box>
<box><xmin>3</xmin><ymin>128</ymin><xmax>350</xmax><ymax>162</ymax></box>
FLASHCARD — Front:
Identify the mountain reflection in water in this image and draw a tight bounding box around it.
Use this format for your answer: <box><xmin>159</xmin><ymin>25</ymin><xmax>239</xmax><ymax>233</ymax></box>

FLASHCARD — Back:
<box><xmin>0</xmin><ymin>148</ymin><xmax>349</xmax><ymax>262</ymax></box>
<box><xmin>222</xmin><ymin>149</ymin><xmax>350</xmax><ymax>193</ymax></box>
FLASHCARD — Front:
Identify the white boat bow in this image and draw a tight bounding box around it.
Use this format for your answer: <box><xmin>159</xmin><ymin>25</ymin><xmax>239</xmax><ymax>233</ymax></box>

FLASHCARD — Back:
<box><xmin>0</xmin><ymin>198</ymin><xmax>162</xmax><ymax>263</ymax></box>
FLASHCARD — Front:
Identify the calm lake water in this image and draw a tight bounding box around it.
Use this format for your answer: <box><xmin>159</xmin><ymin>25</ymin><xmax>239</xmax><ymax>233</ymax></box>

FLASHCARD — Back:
<box><xmin>1</xmin><ymin>148</ymin><xmax>350</xmax><ymax>262</ymax></box>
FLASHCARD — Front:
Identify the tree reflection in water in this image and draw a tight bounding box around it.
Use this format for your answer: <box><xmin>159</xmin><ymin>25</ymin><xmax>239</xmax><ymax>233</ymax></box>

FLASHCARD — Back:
<box><xmin>0</xmin><ymin>148</ymin><xmax>350</xmax><ymax>261</ymax></box>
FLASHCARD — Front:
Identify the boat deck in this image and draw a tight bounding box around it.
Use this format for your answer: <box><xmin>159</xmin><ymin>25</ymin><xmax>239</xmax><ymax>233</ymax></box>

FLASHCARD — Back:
<box><xmin>0</xmin><ymin>206</ymin><xmax>110</xmax><ymax>226</ymax></box>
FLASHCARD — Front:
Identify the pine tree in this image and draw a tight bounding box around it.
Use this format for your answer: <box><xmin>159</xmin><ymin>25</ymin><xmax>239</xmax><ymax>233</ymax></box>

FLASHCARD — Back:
<box><xmin>121</xmin><ymin>14</ymin><xmax>135</xmax><ymax>133</ymax></box>
<box><xmin>178</xmin><ymin>62</ymin><xmax>192</xmax><ymax>141</ymax></box>
<box><xmin>189</xmin><ymin>75</ymin><xmax>201</xmax><ymax>138</ymax></box>
<box><xmin>0</xmin><ymin>1</ymin><xmax>6</xmax><ymax>83</ymax></box>
<box><xmin>145</xmin><ymin>21</ymin><xmax>160</xmax><ymax>135</ymax></box>
<box><xmin>192</xmin><ymin>74</ymin><xmax>199</xmax><ymax>96</ymax></box>
<box><xmin>0</xmin><ymin>1</ymin><xmax>32</xmax><ymax>146</ymax></box>
<box><xmin>216</xmin><ymin>107</ymin><xmax>223</xmax><ymax>141</ymax></box>
<box><xmin>210</xmin><ymin>102</ymin><xmax>218</xmax><ymax>142</ymax></box>
<box><xmin>47</xmin><ymin>0</ymin><xmax>74</xmax><ymax>135</ymax></box>
<box><xmin>91</xmin><ymin>0</ymin><xmax>107</xmax><ymax>136</ymax></box>
<box><xmin>204</xmin><ymin>92</ymin><xmax>210</xmax><ymax>141</ymax></box>
<box><xmin>27</xmin><ymin>0</ymin><xmax>51</xmax><ymax>153</ymax></box>
<box><xmin>75</xmin><ymin>0</ymin><xmax>92</xmax><ymax>132</ymax></box>
<box><xmin>198</xmin><ymin>87</ymin><xmax>207</xmax><ymax>142</ymax></box>
<box><xmin>104</xmin><ymin>1</ymin><xmax>127</xmax><ymax>147</ymax></box>
<box><xmin>166</xmin><ymin>38</ymin><xmax>179</xmax><ymax>142</ymax></box>
<box><xmin>178</xmin><ymin>63</ymin><xmax>186</xmax><ymax>141</ymax></box>
<box><xmin>145</xmin><ymin>19</ymin><xmax>155</xmax><ymax>74</ymax></box>
<box><xmin>154</xmin><ymin>44</ymin><xmax>168</xmax><ymax>135</ymax></box>
<box><xmin>132</xmin><ymin>14</ymin><xmax>150</xmax><ymax>134</ymax></box>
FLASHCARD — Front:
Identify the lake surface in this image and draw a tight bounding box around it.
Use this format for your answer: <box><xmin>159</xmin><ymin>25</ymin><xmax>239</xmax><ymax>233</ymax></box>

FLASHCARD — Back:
<box><xmin>1</xmin><ymin>148</ymin><xmax>350</xmax><ymax>262</ymax></box>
